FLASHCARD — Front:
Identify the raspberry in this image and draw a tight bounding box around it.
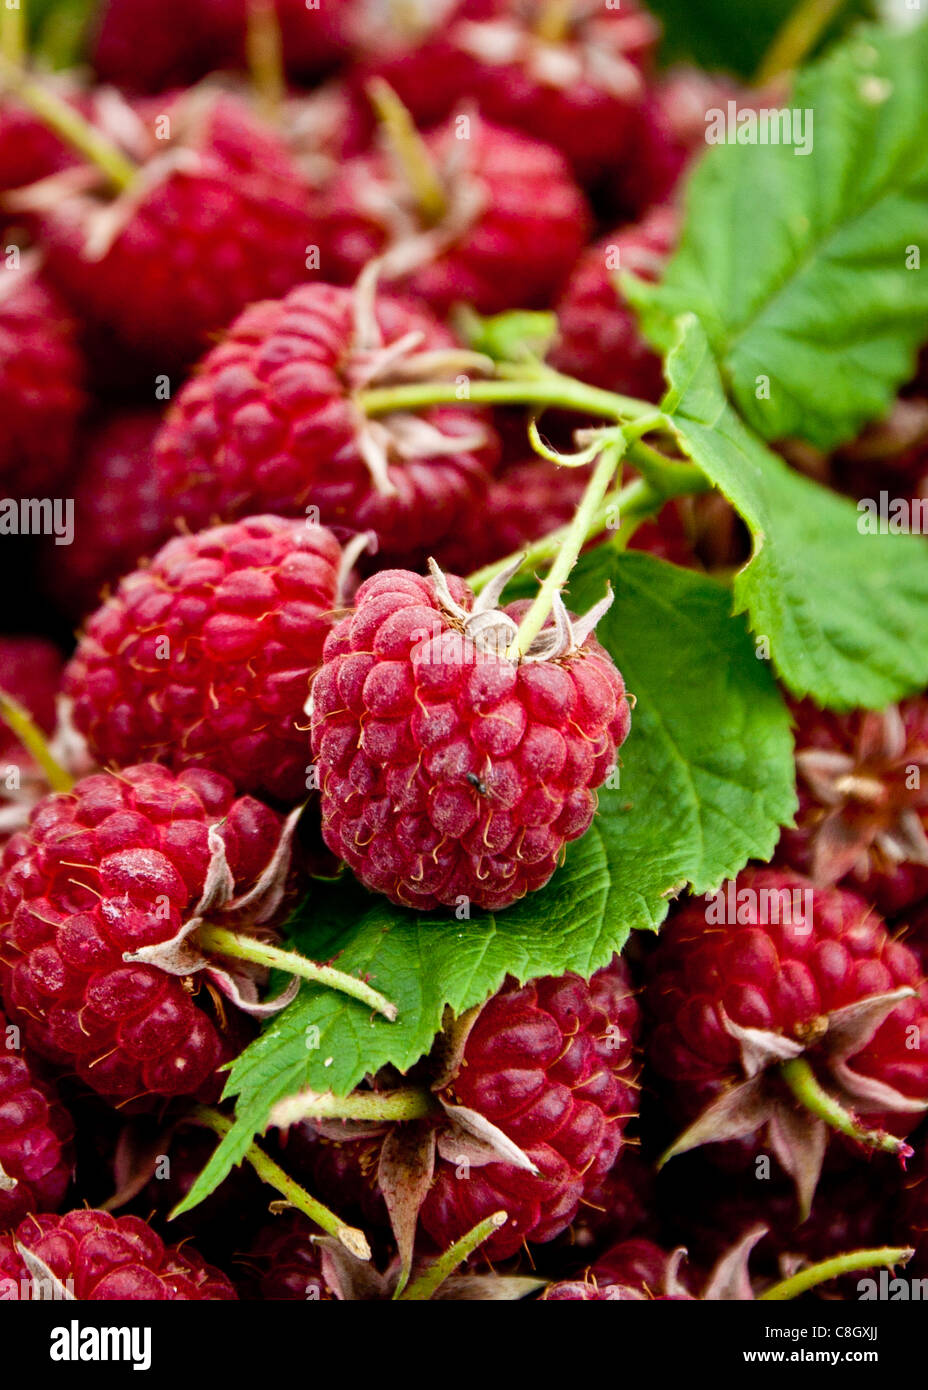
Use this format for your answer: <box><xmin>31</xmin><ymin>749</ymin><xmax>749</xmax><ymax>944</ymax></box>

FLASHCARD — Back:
<box><xmin>776</xmin><ymin>698</ymin><xmax>928</xmax><ymax>916</ymax></box>
<box><xmin>443</xmin><ymin>0</ymin><xmax>658</xmax><ymax>181</ymax></box>
<box><xmin>646</xmin><ymin>868</ymin><xmax>928</xmax><ymax>1210</ymax></box>
<box><xmin>64</xmin><ymin>516</ymin><xmax>344</xmax><ymax>805</ymax></box>
<box><xmin>321</xmin><ymin>112</ymin><xmax>589</xmax><ymax>316</ymax></box>
<box><xmin>44</xmin><ymin>411</ymin><xmax>169</xmax><ymax>619</ymax></box>
<box><xmin>0</xmin><ymin>269</ymin><xmax>85</xmax><ymax>495</ymax></box>
<box><xmin>310</xmin><ymin>562</ymin><xmax>631</xmax><ymax>910</ymax></box>
<box><xmin>0</xmin><ymin>763</ymin><xmax>288</xmax><ymax>1102</ymax></box>
<box><xmin>543</xmin><ymin>1237</ymin><xmax>689</xmax><ymax>1300</ymax></box>
<box><xmin>421</xmin><ymin>959</ymin><xmax>640</xmax><ymax>1260</ymax></box>
<box><xmin>154</xmin><ymin>281</ymin><xmax>499</xmax><ymax>557</ymax></box>
<box><xmin>24</xmin><ymin>90</ymin><xmax>319</xmax><ymax>369</ymax></box>
<box><xmin>552</xmin><ymin>206</ymin><xmax>677</xmax><ymax>399</ymax></box>
<box><xmin>0</xmin><ymin>1209</ymin><xmax>235</xmax><ymax>1298</ymax></box>
<box><xmin>92</xmin><ymin>0</ymin><xmax>347</xmax><ymax>92</ymax></box>
<box><xmin>246</xmin><ymin>1216</ymin><xmax>337</xmax><ymax>1300</ymax></box>
<box><xmin>0</xmin><ymin>1005</ymin><xmax>73</xmax><ymax>1231</ymax></box>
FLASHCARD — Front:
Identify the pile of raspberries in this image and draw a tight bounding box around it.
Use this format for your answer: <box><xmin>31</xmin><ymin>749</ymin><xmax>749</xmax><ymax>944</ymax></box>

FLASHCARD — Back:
<box><xmin>0</xmin><ymin>0</ymin><xmax>926</xmax><ymax>1305</ymax></box>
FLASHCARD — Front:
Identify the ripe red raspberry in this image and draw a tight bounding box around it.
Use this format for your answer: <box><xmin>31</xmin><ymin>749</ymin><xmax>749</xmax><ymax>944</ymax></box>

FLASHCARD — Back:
<box><xmin>0</xmin><ymin>763</ymin><xmax>287</xmax><ymax>1102</ymax></box>
<box><xmin>92</xmin><ymin>0</ymin><xmax>347</xmax><ymax>92</ymax></box>
<box><xmin>0</xmin><ymin>1209</ymin><xmax>235</xmax><ymax>1298</ymax></box>
<box><xmin>23</xmin><ymin>91</ymin><xmax>319</xmax><ymax>369</ymax></box>
<box><xmin>247</xmin><ymin>1216</ymin><xmax>337</xmax><ymax>1300</ymax></box>
<box><xmin>543</xmin><ymin>1237</ymin><xmax>689</xmax><ymax>1300</ymax></box>
<box><xmin>776</xmin><ymin>699</ymin><xmax>928</xmax><ymax>916</ymax></box>
<box><xmin>646</xmin><ymin>868</ymin><xmax>928</xmax><ymax>1211</ymax></box>
<box><xmin>321</xmin><ymin>113</ymin><xmax>589</xmax><ymax>316</ymax></box>
<box><xmin>420</xmin><ymin>959</ymin><xmax>640</xmax><ymax>1260</ymax></box>
<box><xmin>0</xmin><ymin>269</ymin><xmax>85</xmax><ymax>494</ymax></box>
<box><xmin>310</xmin><ymin>563</ymin><xmax>631</xmax><ymax>910</ymax></box>
<box><xmin>441</xmin><ymin>0</ymin><xmax>658</xmax><ymax>181</ymax></box>
<box><xmin>44</xmin><ymin>411</ymin><xmax>169</xmax><ymax>619</ymax></box>
<box><xmin>154</xmin><ymin>281</ymin><xmax>499</xmax><ymax>557</ymax></box>
<box><xmin>64</xmin><ymin>516</ymin><xmax>343</xmax><ymax>805</ymax></box>
<box><xmin>552</xmin><ymin>206</ymin><xmax>677</xmax><ymax>399</ymax></box>
<box><xmin>0</xmin><ymin>1005</ymin><xmax>73</xmax><ymax>1231</ymax></box>
<box><xmin>0</xmin><ymin>638</ymin><xmax>62</xmax><ymax>763</ymax></box>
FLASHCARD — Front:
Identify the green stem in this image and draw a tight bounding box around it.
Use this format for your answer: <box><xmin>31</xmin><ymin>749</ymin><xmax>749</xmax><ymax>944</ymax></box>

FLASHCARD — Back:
<box><xmin>534</xmin><ymin>0</ymin><xmax>572</xmax><ymax>44</ymax></box>
<box><xmin>508</xmin><ymin>440</ymin><xmax>626</xmax><ymax>659</ymax></box>
<box><xmin>359</xmin><ymin>374</ymin><xmax>655</xmax><ymax>424</ymax></box>
<box><xmin>398</xmin><ymin>1212</ymin><xmax>508</xmax><ymax>1301</ymax></box>
<box><xmin>270</xmin><ymin>1085</ymin><xmax>438</xmax><ymax>1129</ymax></box>
<box><xmin>0</xmin><ymin>690</ymin><xmax>72</xmax><ymax>791</ymax></box>
<box><xmin>367</xmin><ymin>77</ymin><xmax>446</xmax><ymax>226</ymax></box>
<box><xmin>186</xmin><ymin>1106</ymin><xmax>371</xmax><ymax>1260</ymax></box>
<box><xmin>0</xmin><ymin>54</ymin><xmax>136</xmax><ymax>190</ymax></box>
<box><xmin>626</xmin><ymin>439</ymin><xmax>712</xmax><ymax>500</ymax></box>
<box><xmin>468</xmin><ymin>478</ymin><xmax>647</xmax><ymax>594</ymax></box>
<box><xmin>196</xmin><ymin>924</ymin><xmax>398</xmax><ymax>1022</ymax></box>
<box><xmin>780</xmin><ymin>1058</ymin><xmax>912</xmax><ymax>1157</ymax></box>
<box><xmin>0</xmin><ymin>0</ymin><xmax>25</xmax><ymax>66</ymax></box>
<box><xmin>755</xmin><ymin>0</ymin><xmax>845</xmax><ymax>83</ymax></box>
<box><xmin>760</xmin><ymin>1247</ymin><xmax>913</xmax><ymax>1301</ymax></box>
<box><xmin>245</xmin><ymin>0</ymin><xmax>285</xmax><ymax>125</ymax></box>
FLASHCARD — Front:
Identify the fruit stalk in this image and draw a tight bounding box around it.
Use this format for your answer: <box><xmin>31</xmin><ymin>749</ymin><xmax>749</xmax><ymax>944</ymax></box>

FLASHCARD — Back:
<box><xmin>367</xmin><ymin>77</ymin><xmax>447</xmax><ymax>225</ymax></box>
<box><xmin>508</xmin><ymin>437</ymin><xmax>626</xmax><ymax>658</ymax></box>
<box><xmin>398</xmin><ymin>1212</ymin><xmax>509</xmax><ymax>1301</ymax></box>
<box><xmin>187</xmin><ymin>1106</ymin><xmax>372</xmax><ymax>1260</ymax></box>
<box><xmin>270</xmin><ymin>1086</ymin><xmax>438</xmax><ymax>1129</ymax></box>
<box><xmin>360</xmin><ymin>370</ymin><xmax>656</xmax><ymax>424</ymax></box>
<box><xmin>245</xmin><ymin>0</ymin><xmax>286</xmax><ymax>124</ymax></box>
<box><xmin>0</xmin><ymin>53</ymin><xmax>137</xmax><ymax>190</ymax></box>
<box><xmin>759</xmin><ymin>1246</ymin><xmax>913</xmax><ymax>1301</ymax></box>
<box><xmin>0</xmin><ymin>689</ymin><xmax>73</xmax><ymax>791</ymax></box>
<box><xmin>0</xmin><ymin>0</ymin><xmax>25</xmax><ymax>65</ymax></box>
<box><xmin>780</xmin><ymin>1057</ymin><xmax>914</xmax><ymax>1157</ymax></box>
<box><xmin>196</xmin><ymin>924</ymin><xmax>398</xmax><ymax>1021</ymax></box>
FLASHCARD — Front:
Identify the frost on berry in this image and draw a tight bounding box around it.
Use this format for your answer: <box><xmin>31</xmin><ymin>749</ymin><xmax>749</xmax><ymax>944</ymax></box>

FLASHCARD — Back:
<box><xmin>310</xmin><ymin>559</ymin><xmax>631</xmax><ymax>911</ymax></box>
<box><xmin>0</xmin><ymin>764</ymin><xmax>297</xmax><ymax>1103</ymax></box>
<box><xmin>64</xmin><ymin>515</ymin><xmax>346</xmax><ymax>805</ymax></box>
<box><xmin>647</xmin><ymin>868</ymin><xmax>928</xmax><ymax>1214</ymax></box>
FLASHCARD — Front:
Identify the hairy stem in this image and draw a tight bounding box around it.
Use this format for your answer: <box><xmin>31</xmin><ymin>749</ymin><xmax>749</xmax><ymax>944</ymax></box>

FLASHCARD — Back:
<box><xmin>755</xmin><ymin>0</ymin><xmax>844</xmax><ymax>82</ymax></box>
<box><xmin>359</xmin><ymin>373</ymin><xmax>655</xmax><ymax>424</ymax></box>
<box><xmin>398</xmin><ymin>1212</ymin><xmax>508</xmax><ymax>1301</ymax></box>
<box><xmin>0</xmin><ymin>0</ymin><xmax>26</xmax><ymax>66</ymax></box>
<box><xmin>0</xmin><ymin>690</ymin><xmax>73</xmax><ymax>792</ymax></box>
<box><xmin>196</xmin><ymin>924</ymin><xmax>398</xmax><ymax>1022</ymax></box>
<box><xmin>187</xmin><ymin>1106</ymin><xmax>371</xmax><ymax>1260</ymax></box>
<box><xmin>508</xmin><ymin>439</ymin><xmax>626</xmax><ymax>658</ymax></box>
<box><xmin>367</xmin><ymin>77</ymin><xmax>446</xmax><ymax>225</ymax></box>
<box><xmin>780</xmin><ymin>1057</ymin><xmax>913</xmax><ymax>1157</ymax></box>
<box><xmin>245</xmin><ymin>0</ymin><xmax>286</xmax><ymax>124</ymax></box>
<box><xmin>759</xmin><ymin>1246</ymin><xmax>913</xmax><ymax>1301</ymax></box>
<box><xmin>0</xmin><ymin>53</ymin><xmax>137</xmax><ymax>190</ymax></box>
<box><xmin>270</xmin><ymin>1085</ymin><xmax>438</xmax><ymax>1129</ymax></box>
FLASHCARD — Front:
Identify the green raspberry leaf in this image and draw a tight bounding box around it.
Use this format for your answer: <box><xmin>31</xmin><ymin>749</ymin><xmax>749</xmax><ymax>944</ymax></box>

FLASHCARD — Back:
<box><xmin>175</xmin><ymin>553</ymin><xmax>794</xmax><ymax>1216</ymax></box>
<box><xmin>662</xmin><ymin>315</ymin><xmax>928</xmax><ymax>707</ymax></box>
<box><xmin>629</xmin><ymin>23</ymin><xmax>928</xmax><ymax>450</ymax></box>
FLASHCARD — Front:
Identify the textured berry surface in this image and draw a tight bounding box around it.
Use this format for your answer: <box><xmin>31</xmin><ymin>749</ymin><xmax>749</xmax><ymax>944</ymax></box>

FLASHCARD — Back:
<box><xmin>777</xmin><ymin>699</ymin><xmax>928</xmax><ymax>916</ymax></box>
<box><xmin>154</xmin><ymin>282</ymin><xmax>498</xmax><ymax>556</ymax></box>
<box><xmin>321</xmin><ymin>115</ymin><xmax>589</xmax><ymax>316</ymax></box>
<box><xmin>246</xmin><ymin>1217</ymin><xmax>336</xmax><ymax>1300</ymax></box>
<box><xmin>647</xmin><ymin>868</ymin><xmax>928</xmax><ymax>1166</ymax></box>
<box><xmin>552</xmin><ymin>206</ymin><xmax>676</xmax><ymax>398</ymax></box>
<box><xmin>65</xmin><ymin>516</ymin><xmax>343</xmax><ymax>804</ymax></box>
<box><xmin>34</xmin><ymin>92</ymin><xmax>319</xmax><ymax>368</ymax></box>
<box><xmin>543</xmin><ymin>1237</ymin><xmax>685</xmax><ymax>1300</ymax></box>
<box><xmin>0</xmin><ymin>1209</ymin><xmax>235</xmax><ymax>1298</ymax></box>
<box><xmin>440</xmin><ymin>0</ymin><xmax>658</xmax><ymax>181</ymax></box>
<box><xmin>0</xmin><ymin>764</ymin><xmax>284</xmax><ymax>1101</ymax></box>
<box><xmin>0</xmin><ymin>271</ymin><xmax>85</xmax><ymax>494</ymax></box>
<box><xmin>310</xmin><ymin>568</ymin><xmax>631</xmax><ymax>909</ymax></box>
<box><xmin>0</xmin><ymin>638</ymin><xmax>63</xmax><ymax>762</ymax></box>
<box><xmin>45</xmin><ymin>411</ymin><xmax>169</xmax><ymax>619</ymax></box>
<box><xmin>0</xmin><ymin>1005</ymin><xmax>73</xmax><ymax>1231</ymax></box>
<box><xmin>421</xmin><ymin>957</ymin><xmax>640</xmax><ymax>1259</ymax></box>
